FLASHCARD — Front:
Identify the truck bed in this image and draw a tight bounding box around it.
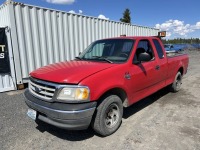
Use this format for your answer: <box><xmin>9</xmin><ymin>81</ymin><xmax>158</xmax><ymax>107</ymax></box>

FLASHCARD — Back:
<box><xmin>166</xmin><ymin>51</ymin><xmax>187</xmax><ymax>58</ymax></box>
<box><xmin>166</xmin><ymin>52</ymin><xmax>189</xmax><ymax>86</ymax></box>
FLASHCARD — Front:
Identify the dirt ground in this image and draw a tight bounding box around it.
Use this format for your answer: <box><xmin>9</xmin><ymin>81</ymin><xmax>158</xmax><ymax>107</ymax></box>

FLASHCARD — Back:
<box><xmin>0</xmin><ymin>50</ymin><xmax>200</xmax><ymax>150</ymax></box>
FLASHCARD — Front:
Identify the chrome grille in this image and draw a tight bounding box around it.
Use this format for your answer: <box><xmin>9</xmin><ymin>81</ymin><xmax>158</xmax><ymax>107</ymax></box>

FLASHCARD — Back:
<box><xmin>29</xmin><ymin>79</ymin><xmax>56</xmax><ymax>101</ymax></box>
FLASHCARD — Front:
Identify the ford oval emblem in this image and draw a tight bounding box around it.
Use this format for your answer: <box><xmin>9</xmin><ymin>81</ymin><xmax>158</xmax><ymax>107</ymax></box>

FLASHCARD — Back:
<box><xmin>35</xmin><ymin>87</ymin><xmax>42</xmax><ymax>93</ymax></box>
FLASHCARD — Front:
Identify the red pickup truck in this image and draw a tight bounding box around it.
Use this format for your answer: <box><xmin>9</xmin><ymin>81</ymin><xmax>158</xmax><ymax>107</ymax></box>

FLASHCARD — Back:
<box><xmin>24</xmin><ymin>35</ymin><xmax>189</xmax><ymax>136</ymax></box>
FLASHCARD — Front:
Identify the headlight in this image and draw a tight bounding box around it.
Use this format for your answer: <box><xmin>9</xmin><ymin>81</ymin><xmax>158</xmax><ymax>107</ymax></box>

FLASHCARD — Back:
<box><xmin>57</xmin><ymin>86</ymin><xmax>90</xmax><ymax>102</ymax></box>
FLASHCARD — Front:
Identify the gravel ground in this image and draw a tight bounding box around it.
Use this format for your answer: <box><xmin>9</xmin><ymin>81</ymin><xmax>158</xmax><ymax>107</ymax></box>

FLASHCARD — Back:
<box><xmin>0</xmin><ymin>50</ymin><xmax>200</xmax><ymax>150</ymax></box>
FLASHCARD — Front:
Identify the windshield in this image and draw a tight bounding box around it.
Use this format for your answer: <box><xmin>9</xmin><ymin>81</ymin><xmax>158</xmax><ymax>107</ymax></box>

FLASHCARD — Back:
<box><xmin>79</xmin><ymin>39</ymin><xmax>135</xmax><ymax>63</ymax></box>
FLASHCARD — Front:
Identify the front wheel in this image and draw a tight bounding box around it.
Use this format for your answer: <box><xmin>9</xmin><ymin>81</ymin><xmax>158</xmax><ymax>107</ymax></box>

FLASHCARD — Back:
<box><xmin>92</xmin><ymin>95</ymin><xmax>123</xmax><ymax>136</ymax></box>
<box><xmin>170</xmin><ymin>72</ymin><xmax>182</xmax><ymax>92</ymax></box>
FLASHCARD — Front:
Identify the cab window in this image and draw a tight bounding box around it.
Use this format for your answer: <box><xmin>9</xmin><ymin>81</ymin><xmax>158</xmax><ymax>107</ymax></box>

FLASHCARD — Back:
<box><xmin>153</xmin><ymin>39</ymin><xmax>164</xmax><ymax>59</ymax></box>
<box><xmin>133</xmin><ymin>40</ymin><xmax>155</xmax><ymax>62</ymax></box>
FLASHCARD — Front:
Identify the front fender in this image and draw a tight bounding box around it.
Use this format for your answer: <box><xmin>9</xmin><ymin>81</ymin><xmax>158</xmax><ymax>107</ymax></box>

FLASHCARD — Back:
<box><xmin>79</xmin><ymin>64</ymin><xmax>130</xmax><ymax>102</ymax></box>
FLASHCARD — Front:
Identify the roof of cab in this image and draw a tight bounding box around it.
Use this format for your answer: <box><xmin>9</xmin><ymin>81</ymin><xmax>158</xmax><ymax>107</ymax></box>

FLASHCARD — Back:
<box><xmin>100</xmin><ymin>36</ymin><xmax>160</xmax><ymax>40</ymax></box>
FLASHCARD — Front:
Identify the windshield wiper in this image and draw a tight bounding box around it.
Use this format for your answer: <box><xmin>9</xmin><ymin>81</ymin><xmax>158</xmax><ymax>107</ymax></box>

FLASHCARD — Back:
<box><xmin>92</xmin><ymin>56</ymin><xmax>113</xmax><ymax>63</ymax></box>
<box><xmin>75</xmin><ymin>56</ymin><xmax>83</xmax><ymax>60</ymax></box>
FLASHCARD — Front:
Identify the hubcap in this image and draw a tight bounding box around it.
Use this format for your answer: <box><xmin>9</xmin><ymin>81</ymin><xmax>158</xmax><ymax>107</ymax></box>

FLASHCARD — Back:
<box><xmin>176</xmin><ymin>75</ymin><xmax>182</xmax><ymax>90</ymax></box>
<box><xmin>105</xmin><ymin>103</ymin><xmax>120</xmax><ymax>128</ymax></box>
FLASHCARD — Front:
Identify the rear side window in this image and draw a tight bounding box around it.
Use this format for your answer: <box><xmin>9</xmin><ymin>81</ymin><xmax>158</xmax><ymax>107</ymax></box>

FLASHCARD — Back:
<box><xmin>153</xmin><ymin>39</ymin><xmax>164</xmax><ymax>59</ymax></box>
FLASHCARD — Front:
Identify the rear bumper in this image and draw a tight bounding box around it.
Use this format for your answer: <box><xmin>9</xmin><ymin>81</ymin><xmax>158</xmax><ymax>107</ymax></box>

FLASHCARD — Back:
<box><xmin>24</xmin><ymin>89</ymin><xmax>97</xmax><ymax>130</ymax></box>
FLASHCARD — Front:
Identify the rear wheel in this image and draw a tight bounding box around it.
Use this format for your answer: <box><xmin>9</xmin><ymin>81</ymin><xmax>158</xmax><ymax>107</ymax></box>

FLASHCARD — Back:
<box><xmin>92</xmin><ymin>95</ymin><xmax>123</xmax><ymax>136</ymax></box>
<box><xmin>170</xmin><ymin>72</ymin><xmax>182</xmax><ymax>92</ymax></box>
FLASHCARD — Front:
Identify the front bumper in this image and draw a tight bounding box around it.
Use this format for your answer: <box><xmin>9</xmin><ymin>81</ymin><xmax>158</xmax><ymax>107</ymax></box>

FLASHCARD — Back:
<box><xmin>24</xmin><ymin>89</ymin><xmax>97</xmax><ymax>130</ymax></box>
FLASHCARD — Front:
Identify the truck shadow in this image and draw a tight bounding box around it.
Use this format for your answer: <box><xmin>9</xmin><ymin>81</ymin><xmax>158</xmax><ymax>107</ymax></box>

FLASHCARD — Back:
<box><xmin>123</xmin><ymin>86</ymin><xmax>170</xmax><ymax>119</ymax></box>
<box><xmin>36</xmin><ymin>121</ymin><xmax>96</xmax><ymax>140</ymax></box>
<box><xmin>35</xmin><ymin>87</ymin><xmax>170</xmax><ymax>140</ymax></box>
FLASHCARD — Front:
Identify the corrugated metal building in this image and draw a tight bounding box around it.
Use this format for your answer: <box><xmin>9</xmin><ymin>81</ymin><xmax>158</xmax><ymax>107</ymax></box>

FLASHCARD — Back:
<box><xmin>0</xmin><ymin>0</ymin><xmax>159</xmax><ymax>92</ymax></box>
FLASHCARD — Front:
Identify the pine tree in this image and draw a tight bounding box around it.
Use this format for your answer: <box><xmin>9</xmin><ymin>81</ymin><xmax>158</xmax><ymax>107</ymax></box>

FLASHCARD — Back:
<box><xmin>120</xmin><ymin>8</ymin><xmax>131</xmax><ymax>24</ymax></box>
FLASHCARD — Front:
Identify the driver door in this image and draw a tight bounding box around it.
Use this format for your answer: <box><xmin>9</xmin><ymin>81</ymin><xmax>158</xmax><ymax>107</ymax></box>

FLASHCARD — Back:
<box><xmin>127</xmin><ymin>39</ymin><xmax>160</xmax><ymax>104</ymax></box>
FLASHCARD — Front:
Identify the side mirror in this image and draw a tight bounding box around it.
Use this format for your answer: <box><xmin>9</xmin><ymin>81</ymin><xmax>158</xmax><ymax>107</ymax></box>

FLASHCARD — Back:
<box><xmin>138</xmin><ymin>52</ymin><xmax>151</xmax><ymax>62</ymax></box>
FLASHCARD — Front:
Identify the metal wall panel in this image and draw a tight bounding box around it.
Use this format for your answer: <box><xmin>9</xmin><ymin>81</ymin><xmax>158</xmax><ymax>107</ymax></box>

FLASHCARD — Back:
<box><xmin>0</xmin><ymin>4</ymin><xmax>10</xmax><ymax>26</ymax></box>
<box><xmin>1</xmin><ymin>2</ymin><xmax>159</xmax><ymax>85</ymax></box>
<box><xmin>0</xmin><ymin>74</ymin><xmax>14</xmax><ymax>92</ymax></box>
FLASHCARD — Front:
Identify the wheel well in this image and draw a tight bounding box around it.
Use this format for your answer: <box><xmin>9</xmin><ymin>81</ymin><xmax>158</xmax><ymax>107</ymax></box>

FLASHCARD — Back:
<box><xmin>178</xmin><ymin>67</ymin><xmax>184</xmax><ymax>75</ymax></box>
<box><xmin>98</xmin><ymin>88</ymin><xmax>128</xmax><ymax>107</ymax></box>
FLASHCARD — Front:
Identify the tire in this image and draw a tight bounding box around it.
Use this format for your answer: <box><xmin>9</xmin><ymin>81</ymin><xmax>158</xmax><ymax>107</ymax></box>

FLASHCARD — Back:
<box><xmin>170</xmin><ymin>72</ymin><xmax>182</xmax><ymax>92</ymax></box>
<box><xmin>92</xmin><ymin>95</ymin><xmax>123</xmax><ymax>136</ymax></box>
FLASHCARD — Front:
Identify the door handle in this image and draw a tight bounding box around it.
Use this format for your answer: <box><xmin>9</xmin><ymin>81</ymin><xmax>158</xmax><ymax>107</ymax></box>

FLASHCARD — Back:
<box><xmin>155</xmin><ymin>65</ymin><xmax>160</xmax><ymax>70</ymax></box>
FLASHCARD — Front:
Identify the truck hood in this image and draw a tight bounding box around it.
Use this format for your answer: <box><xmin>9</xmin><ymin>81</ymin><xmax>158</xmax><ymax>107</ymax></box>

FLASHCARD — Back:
<box><xmin>30</xmin><ymin>60</ymin><xmax>115</xmax><ymax>84</ymax></box>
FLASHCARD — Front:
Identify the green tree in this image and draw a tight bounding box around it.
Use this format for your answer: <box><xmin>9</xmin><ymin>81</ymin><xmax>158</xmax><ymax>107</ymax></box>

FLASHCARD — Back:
<box><xmin>120</xmin><ymin>8</ymin><xmax>131</xmax><ymax>23</ymax></box>
<box><xmin>162</xmin><ymin>38</ymin><xmax>200</xmax><ymax>44</ymax></box>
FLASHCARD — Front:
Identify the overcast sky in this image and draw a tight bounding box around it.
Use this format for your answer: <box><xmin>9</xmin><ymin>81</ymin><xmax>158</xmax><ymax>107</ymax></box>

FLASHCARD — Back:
<box><xmin>1</xmin><ymin>0</ymin><xmax>200</xmax><ymax>39</ymax></box>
